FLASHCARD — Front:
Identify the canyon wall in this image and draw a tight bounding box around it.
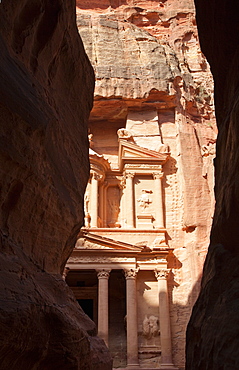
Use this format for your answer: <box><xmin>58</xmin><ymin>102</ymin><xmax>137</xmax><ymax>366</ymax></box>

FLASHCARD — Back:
<box><xmin>186</xmin><ymin>1</ymin><xmax>239</xmax><ymax>369</ymax></box>
<box><xmin>75</xmin><ymin>1</ymin><xmax>216</xmax><ymax>368</ymax></box>
<box><xmin>0</xmin><ymin>0</ymin><xmax>111</xmax><ymax>369</ymax></box>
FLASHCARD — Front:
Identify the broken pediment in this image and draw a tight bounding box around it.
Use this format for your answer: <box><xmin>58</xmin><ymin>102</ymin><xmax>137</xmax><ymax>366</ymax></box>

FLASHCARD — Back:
<box><xmin>75</xmin><ymin>231</ymin><xmax>144</xmax><ymax>252</ymax></box>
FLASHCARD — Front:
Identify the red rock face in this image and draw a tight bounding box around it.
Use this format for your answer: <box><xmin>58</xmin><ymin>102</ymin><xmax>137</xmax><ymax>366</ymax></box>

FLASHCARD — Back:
<box><xmin>0</xmin><ymin>1</ymin><xmax>111</xmax><ymax>369</ymax></box>
<box><xmin>186</xmin><ymin>1</ymin><xmax>239</xmax><ymax>369</ymax></box>
<box><xmin>75</xmin><ymin>1</ymin><xmax>216</xmax><ymax>368</ymax></box>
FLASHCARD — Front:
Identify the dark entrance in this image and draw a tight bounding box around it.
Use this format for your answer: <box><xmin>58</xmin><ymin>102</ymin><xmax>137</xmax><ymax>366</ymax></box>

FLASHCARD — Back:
<box><xmin>77</xmin><ymin>299</ymin><xmax>94</xmax><ymax>321</ymax></box>
<box><xmin>109</xmin><ymin>270</ymin><xmax>127</xmax><ymax>368</ymax></box>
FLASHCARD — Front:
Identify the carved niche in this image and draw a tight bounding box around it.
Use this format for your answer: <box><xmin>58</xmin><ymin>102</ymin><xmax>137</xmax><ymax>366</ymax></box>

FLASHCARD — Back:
<box><xmin>107</xmin><ymin>186</ymin><xmax>121</xmax><ymax>228</ymax></box>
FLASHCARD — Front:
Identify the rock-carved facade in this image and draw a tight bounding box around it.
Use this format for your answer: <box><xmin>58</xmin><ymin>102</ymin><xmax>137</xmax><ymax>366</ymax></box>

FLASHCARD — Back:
<box><xmin>67</xmin><ymin>121</ymin><xmax>178</xmax><ymax>369</ymax></box>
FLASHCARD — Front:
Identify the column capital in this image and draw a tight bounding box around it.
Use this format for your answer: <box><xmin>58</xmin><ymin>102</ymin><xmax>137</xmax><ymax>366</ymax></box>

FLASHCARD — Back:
<box><xmin>119</xmin><ymin>176</ymin><xmax>126</xmax><ymax>189</ymax></box>
<box><xmin>153</xmin><ymin>172</ymin><xmax>163</xmax><ymax>180</ymax></box>
<box><xmin>97</xmin><ymin>269</ymin><xmax>111</xmax><ymax>279</ymax></box>
<box><xmin>91</xmin><ymin>171</ymin><xmax>102</xmax><ymax>181</ymax></box>
<box><xmin>125</xmin><ymin>172</ymin><xmax>135</xmax><ymax>179</ymax></box>
<box><xmin>124</xmin><ymin>268</ymin><xmax>139</xmax><ymax>279</ymax></box>
<box><xmin>154</xmin><ymin>268</ymin><xmax>170</xmax><ymax>280</ymax></box>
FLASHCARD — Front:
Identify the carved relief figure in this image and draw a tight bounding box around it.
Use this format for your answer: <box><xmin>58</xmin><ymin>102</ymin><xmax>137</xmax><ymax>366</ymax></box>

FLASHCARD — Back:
<box><xmin>107</xmin><ymin>187</ymin><xmax>120</xmax><ymax>227</ymax></box>
<box><xmin>84</xmin><ymin>191</ymin><xmax>91</xmax><ymax>227</ymax></box>
<box><xmin>201</xmin><ymin>141</ymin><xmax>216</xmax><ymax>178</ymax></box>
<box><xmin>117</xmin><ymin>128</ymin><xmax>134</xmax><ymax>141</ymax></box>
<box><xmin>142</xmin><ymin>315</ymin><xmax>160</xmax><ymax>339</ymax></box>
<box><xmin>137</xmin><ymin>189</ymin><xmax>152</xmax><ymax>211</ymax></box>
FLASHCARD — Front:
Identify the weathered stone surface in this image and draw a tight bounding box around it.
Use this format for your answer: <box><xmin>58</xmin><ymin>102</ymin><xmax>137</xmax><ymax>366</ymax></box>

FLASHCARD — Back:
<box><xmin>186</xmin><ymin>1</ymin><xmax>239</xmax><ymax>369</ymax></box>
<box><xmin>0</xmin><ymin>0</ymin><xmax>111</xmax><ymax>369</ymax></box>
<box><xmin>75</xmin><ymin>1</ymin><xmax>216</xmax><ymax>368</ymax></box>
<box><xmin>77</xmin><ymin>13</ymin><xmax>180</xmax><ymax>101</ymax></box>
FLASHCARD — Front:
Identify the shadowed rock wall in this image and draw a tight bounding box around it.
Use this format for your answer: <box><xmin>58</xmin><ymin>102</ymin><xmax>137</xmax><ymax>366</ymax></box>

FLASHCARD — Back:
<box><xmin>0</xmin><ymin>0</ymin><xmax>111</xmax><ymax>369</ymax></box>
<box><xmin>186</xmin><ymin>1</ymin><xmax>239</xmax><ymax>369</ymax></box>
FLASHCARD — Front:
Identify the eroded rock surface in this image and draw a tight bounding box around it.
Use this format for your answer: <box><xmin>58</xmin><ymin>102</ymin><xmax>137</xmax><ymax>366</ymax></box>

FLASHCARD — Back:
<box><xmin>76</xmin><ymin>1</ymin><xmax>216</xmax><ymax>368</ymax></box>
<box><xmin>0</xmin><ymin>0</ymin><xmax>111</xmax><ymax>369</ymax></box>
<box><xmin>186</xmin><ymin>1</ymin><xmax>239</xmax><ymax>369</ymax></box>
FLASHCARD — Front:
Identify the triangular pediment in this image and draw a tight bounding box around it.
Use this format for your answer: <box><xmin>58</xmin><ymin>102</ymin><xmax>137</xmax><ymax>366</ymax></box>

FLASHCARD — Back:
<box><xmin>75</xmin><ymin>231</ymin><xmax>143</xmax><ymax>252</ymax></box>
<box><xmin>118</xmin><ymin>139</ymin><xmax>169</xmax><ymax>170</ymax></box>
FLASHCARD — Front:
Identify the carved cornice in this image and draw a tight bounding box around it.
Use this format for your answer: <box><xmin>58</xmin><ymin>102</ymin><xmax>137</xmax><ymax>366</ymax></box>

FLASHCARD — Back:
<box><xmin>125</xmin><ymin>164</ymin><xmax>161</xmax><ymax>169</ymax></box>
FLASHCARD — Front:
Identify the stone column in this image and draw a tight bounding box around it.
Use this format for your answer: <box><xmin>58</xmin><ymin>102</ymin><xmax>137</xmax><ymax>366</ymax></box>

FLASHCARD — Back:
<box><xmin>91</xmin><ymin>172</ymin><xmax>100</xmax><ymax>228</ymax></box>
<box><xmin>103</xmin><ymin>182</ymin><xmax>108</xmax><ymax>227</ymax></box>
<box><xmin>124</xmin><ymin>268</ymin><xmax>139</xmax><ymax>369</ymax></box>
<box><xmin>155</xmin><ymin>269</ymin><xmax>177</xmax><ymax>370</ymax></box>
<box><xmin>98</xmin><ymin>182</ymin><xmax>104</xmax><ymax>227</ymax></box>
<box><xmin>125</xmin><ymin>172</ymin><xmax>135</xmax><ymax>228</ymax></box>
<box><xmin>119</xmin><ymin>177</ymin><xmax>126</xmax><ymax>227</ymax></box>
<box><xmin>153</xmin><ymin>172</ymin><xmax>164</xmax><ymax>228</ymax></box>
<box><xmin>97</xmin><ymin>269</ymin><xmax>111</xmax><ymax>346</ymax></box>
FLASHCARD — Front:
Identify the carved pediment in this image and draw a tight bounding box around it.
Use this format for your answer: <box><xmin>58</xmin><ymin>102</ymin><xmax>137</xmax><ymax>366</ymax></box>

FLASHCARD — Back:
<box><xmin>75</xmin><ymin>231</ymin><xmax>143</xmax><ymax>252</ymax></box>
<box><xmin>118</xmin><ymin>139</ymin><xmax>169</xmax><ymax>171</ymax></box>
<box><xmin>75</xmin><ymin>238</ymin><xmax>112</xmax><ymax>250</ymax></box>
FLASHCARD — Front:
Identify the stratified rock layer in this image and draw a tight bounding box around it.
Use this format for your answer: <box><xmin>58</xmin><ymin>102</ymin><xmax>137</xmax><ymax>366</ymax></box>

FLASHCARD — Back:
<box><xmin>0</xmin><ymin>0</ymin><xmax>111</xmax><ymax>369</ymax></box>
<box><xmin>76</xmin><ymin>1</ymin><xmax>216</xmax><ymax>368</ymax></box>
<box><xmin>186</xmin><ymin>1</ymin><xmax>239</xmax><ymax>369</ymax></box>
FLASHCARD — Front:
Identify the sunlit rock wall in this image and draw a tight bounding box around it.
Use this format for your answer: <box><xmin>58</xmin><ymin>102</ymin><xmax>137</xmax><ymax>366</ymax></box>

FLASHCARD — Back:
<box><xmin>76</xmin><ymin>1</ymin><xmax>216</xmax><ymax>368</ymax></box>
<box><xmin>186</xmin><ymin>1</ymin><xmax>239</xmax><ymax>369</ymax></box>
<box><xmin>0</xmin><ymin>0</ymin><xmax>112</xmax><ymax>369</ymax></box>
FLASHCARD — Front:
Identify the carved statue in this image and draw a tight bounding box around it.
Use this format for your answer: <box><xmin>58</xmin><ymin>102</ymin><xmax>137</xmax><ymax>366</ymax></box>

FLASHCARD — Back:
<box><xmin>107</xmin><ymin>187</ymin><xmax>120</xmax><ymax>227</ymax></box>
<box><xmin>84</xmin><ymin>191</ymin><xmax>91</xmax><ymax>227</ymax></box>
<box><xmin>142</xmin><ymin>315</ymin><xmax>160</xmax><ymax>339</ymax></box>
<box><xmin>137</xmin><ymin>189</ymin><xmax>152</xmax><ymax>210</ymax></box>
<box><xmin>201</xmin><ymin>141</ymin><xmax>216</xmax><ymax>178</ymax></box>
<box><xmin>84</xmin><ymin>192</ymin><xmax>90</xmax><ymax>214</ymax></box>
<box><xmin>155</xmin><ymin>142</ymin><xmax>170</xmax><ymax>154</ymax></box>
<box><xmin>152</xmin><ymin>236</ymin><xmax>166</xmax><ymax>247</ymax></box>
<box><xmin>88</xmin><ymin>133</ymin><xmax>94</xmax><ymax>148</ymax></box>
<box><xmin>117</xmin><ymin>128</ymin><xmax>134</xmax><ymax>140</ymax></box>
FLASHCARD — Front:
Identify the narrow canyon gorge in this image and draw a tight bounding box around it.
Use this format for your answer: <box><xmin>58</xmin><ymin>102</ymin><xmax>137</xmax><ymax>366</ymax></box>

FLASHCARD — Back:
<box><xmin>70</xmin><ymin>0</ymin><xmax>216</xmax><ymax>368</ymax></box>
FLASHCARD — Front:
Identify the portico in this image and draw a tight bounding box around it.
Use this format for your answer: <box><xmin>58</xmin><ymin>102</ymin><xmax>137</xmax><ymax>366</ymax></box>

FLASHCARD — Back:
<box><xmin>66</xmin><ymin>229</ymin><xmax>177</xmax><ymax>369</ymax></box>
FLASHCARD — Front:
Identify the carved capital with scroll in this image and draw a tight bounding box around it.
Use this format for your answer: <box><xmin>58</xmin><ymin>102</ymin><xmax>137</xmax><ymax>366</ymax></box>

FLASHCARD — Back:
<box><xmin>154</xmin><ymin>269</ymin><xmax>170</xmax><ymax>280</ymax></box>
<box><xmin>153</xmin><ymin>172</ymin><xmax>163</xmax><ymax>180</ymax></box>
<box><xmin>125</xmin><ymin>172</ymin><xmax>135</xmax><ymax>180</ymax></box>
<box><xmin>124</xmin><ymin>268</ymin><xmax>139</xmax><ymax>279</ymax></box>
<box><xmin>92</xmin><ymin>171</ymin><xmax>102</xmax><ymax>181</ymax></box>
<box><xmin>97</xmin><ymin>269</ymin><xmax>111</xmax><ymax>279</ymax></box>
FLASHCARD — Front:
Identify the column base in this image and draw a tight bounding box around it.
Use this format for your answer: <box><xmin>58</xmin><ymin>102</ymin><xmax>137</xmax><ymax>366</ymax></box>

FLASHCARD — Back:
<box><xmin>160</xmin><ymin>363</ymin><xmax>179</xmax><ymax>370</ymax></box>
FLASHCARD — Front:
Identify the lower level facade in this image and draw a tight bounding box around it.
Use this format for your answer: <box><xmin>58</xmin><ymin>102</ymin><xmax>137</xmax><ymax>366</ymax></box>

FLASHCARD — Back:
<box><xmin>66</xmin><ymin>229</ymin><xmax>178</xmax><ymax>369</ymax></box>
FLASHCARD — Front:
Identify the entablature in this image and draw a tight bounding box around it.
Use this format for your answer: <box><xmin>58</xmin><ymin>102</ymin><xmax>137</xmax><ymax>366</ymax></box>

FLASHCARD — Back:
<box><xmin>67</xmin><ymin>229</ymin><xmax>170</xmax><ymax>272</ymax></box>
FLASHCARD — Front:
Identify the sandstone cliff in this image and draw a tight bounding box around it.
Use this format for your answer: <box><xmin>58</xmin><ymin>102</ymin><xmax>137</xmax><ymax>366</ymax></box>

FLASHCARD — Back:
<box><xmin>186</xmin><ymin>1</ymin><xmax>239</xmax><ymax>369</ymax></box>
<box><xmin>76</xmin><ymin>1</ymin><xmax>216</xmax><ymax>368</ymax></box>
<box><xmin>0</xmin><ymin>0</ymin><xmax>111</xmax><ymax>369</ymax></box>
